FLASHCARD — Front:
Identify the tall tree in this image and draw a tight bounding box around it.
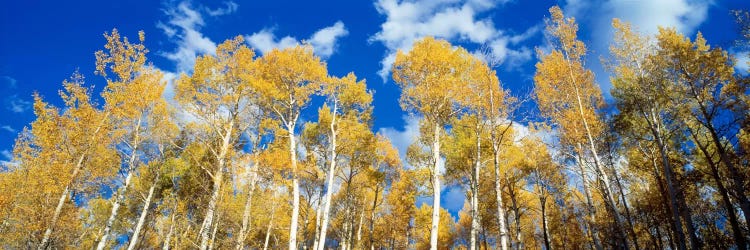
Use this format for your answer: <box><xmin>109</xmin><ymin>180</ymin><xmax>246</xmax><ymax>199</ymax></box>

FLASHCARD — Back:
<box><xmin>256</xmin><ymin>45</ymin><xmax>328</xmax><ymax>249</ymax></box>
<box><xmin>534</xmin><ymin>6</ymin><xmax>629</xmax><ymax>248</ymax></box>
<box><xmin>316</xmin><ymin>72</ymin><xmax>372</xmax><ymax>250</ymax></box>
<box><xmin>175</xmin><ymin>36</ymin><xmax>260</xmax><ymax>250</ymax></box>
<box><xmin>392</xmin><ymin>37</ymin><xmax>469</xmax><ymax>250</ymax></box>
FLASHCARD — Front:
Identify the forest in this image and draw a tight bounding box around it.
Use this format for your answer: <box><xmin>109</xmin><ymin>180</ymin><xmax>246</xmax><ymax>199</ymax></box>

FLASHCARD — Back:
<box><xmin>1</xmin><ymin>5</ymin><xmax>750</xmax><ymax>250</ymax></box>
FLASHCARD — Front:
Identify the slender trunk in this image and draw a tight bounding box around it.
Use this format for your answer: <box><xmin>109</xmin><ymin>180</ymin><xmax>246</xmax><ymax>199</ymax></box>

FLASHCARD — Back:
<box><xmin>493</xmin><ymin>143</ymin><xmax>509</xmax><ymax>250</ymax></box>
<box><xmin>127</xmin><ymin>174</ymin><xmax>158</xmax><ymax>250</ymax></box>
<box><xmin>289</xmin><ymin>122</ymin><xmax>300</xmax><ymax>250</ymax></box>
<box><xmin>312</xmin><ymin>188</ymin><xmax>323</xmax><ymax>250</ymax></box>
<box><xmin>264</xmin><ymin>199</ymin><xmax>277</xmax><ymax>250</ymax></box>
<box><xmin>576</xmin><ymin>152</ymin><xmax>603</xmax><ymax>250</ymax></box>
<box><xmin>675</xmin><ymin>183</ymin><xmax>701</xmax><ymax>250</ymax></box>
<box><xmin>369</xmin><ymin>185</ymin><xmax>380</xmax><ymax>250</ymax></box>
<box><xmin>97</xmin><ymin>121</ymin><xmax>141</xmax><ymax>250</ymax></box>
<box><xmin>649</xmin><ymin>127</ymin><xmax>688</xmax><ymax>250</ymax></box>
<box><xmin>610</xmin><ymin>158</ymin><xmax>640</xmax><ymax>250</ymax></box>
<box><xmin>236</xmin><ymin>164</ymin><xmax>258</xmax><ymax>250</ymax></box>
<box><xmin>356</xmin><ymin>210</ymin><xmax>364</xmax><ymax>249</ymax></box>
<box><xmin>208</xmin><ymin>212</ymin><xmax>221</xmax><ymax>250</ymax></box>
<box><xmin>429</xmin><ymin>122</ymin><xmax>441</xmax><ymax>250</ymax></box>
<box><xmin>686</xmin><ymin>128</ymin><xmax>745</xmax><ymax>249</ymax></box>
<box><xmin>700</xmin><ymin>104</ymin><xmax>750</xmax><ymax>225</ymax></box>
<box><xmin>163</xmin><ymin>210</ymin><xmax>175</xmax><ymax>250</ymax></box>
<box><xmin>38</xmin><ymin>153</ymin><xmax>86</xmax><ymax>250</ymax></box>
<box><xmin>470</xmin><ymin>128</ymin><xmax>481</xmax><ymax>250</ymax></box>
<box><xmin>200</xmin><ymin>122</ymin><xmax>232</xmax><ymax>250</ymax></box>
<box><xmin>577</xmin><ymin>96</ymin><xmax>629</xmax><ymax>249</ymax></box>
<box><xmin>507</xmin><ymin>178</ymin><xmax>522</xmax><ymax>250</ymax></box>
<box><xmin>317</xmin><ymin>104</ymin><xmax>338</xmax><ymax>250</ymax></box>
<box><xmin>541</xmin><ymin>197</ymin><xmax>552</xmax><ymax>250</ymax></box>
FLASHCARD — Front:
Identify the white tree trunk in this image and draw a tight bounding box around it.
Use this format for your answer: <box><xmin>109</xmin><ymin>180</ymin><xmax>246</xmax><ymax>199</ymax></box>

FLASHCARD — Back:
<box><xmin>163</xmin><ymin>211</ymin><xmax>175</xmax><ymax>250</ymax></box>
<box><xmin>236</xmin><ymin>163</ymin><xmax>258</xmax><ymax>250</ymax></box>
<box><xmin>576</xmin><ymin>151</ymin><xmax>603</xmax><ymax>250</ymax></box>
<box><xmin>470</xmin><ymin>129</ymin><xmax>481</xmax><ymax>250</ymax></box>
<box><xmin>493</xmin><ymin>145</ymin><xmax>509</xmax><ymax>250</ymax></box>
<box><xmin>200</xmin><ymin>122</ymin><xmax>233</xmax><ymax>250</ymax></box>
<box><xmin>39</xmin><ymin>153</ymin><xmax>86</xmax><ymax>250</ymax></box>
<box><xmin>312</xmin><ymin>193</ymin><xmax>322</xmax><ymax>250</ymax></box>
<box><xmin>288</xmin><ymin>122</ymin><xmax>300</xmax><ymax>250</ymax></box>
<box><xmin>429</xmin><ymin>123</ymin><xmax>441</xmax><ymax>250</ymax></box>
<box><xmin>97</xmin><ymin>121</ymin><xmax>141</xmax><ymax>250</ymax></box>
<box><xmin>316</xmin><ymin>105</ymin><xmax>337</xmax><ymax>250</ymax></box>
<box><xmin>127</xmin><ymin>176</ymin><xmax>157</xmax><ymax>250</ymax></box>
<box><xmin>264</xmin><ymin>200</ymin><xmax>276</xmax><ymax>250</ymax></box>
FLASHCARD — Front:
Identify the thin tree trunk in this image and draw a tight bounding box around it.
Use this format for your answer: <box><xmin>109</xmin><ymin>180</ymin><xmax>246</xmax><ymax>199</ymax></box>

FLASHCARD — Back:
<box><xmin>163</xmin><ymin>209</ymin><xmax>175</xmax><ymax>250</ymax></box>
<box><xmin>97</xmin><ymin>121</ymin><xmax>141</xmax><ymax>250</ymax></box>
<box><xmin>369</xmin><ymin>185</ymin><xmax>380</xmax><ymax>250</ymax></box>
<box><xmin>576</xmin><ymin>152</ymin><xmax>603</xmax><ymax>250</ymax></box>
<box><xmin>208</xmin><ymin>211</ymin><xmax>221</xmax><ymax>250</ymax></box>
<box><xmin>610</xmin><ymin>157</ymin><xmax>640</xmax><ymax>250</ymax></box>
<box><xmin>289</xmin><ymin>122</ymin><xmax>300</xmax><ymax>250</ymax></box>
<box><xmin>200</xmin><ymin>121</ymin><xmax>233</xmax><ymax>250</ymax></box>
<box><xmin>236</xmin><ymin>164</ymin><xmax>258</xmax><ymax>250</ymax></box>
<box><xmin>493</xmin><ymin>143</ymin><xmax>509</xmax><ymax>250</ymax></box>
<box><xmin>429</xmin><ymin>122</ymin><xmax>441</xmax><ymax>250</ymax></box>
<box><xmin>38</xmin><ymin>153</ymin><xmax>86</xmax><ymax>250</ymax></box>
<box><xmin>648</xmin><ymin>123</ymin><xmax>687</xmax><ymax>250</ymax></box>
<box><xmin>688</xmin><ymin>126</ymin><xmax>747</xmax><ymax>249</ymax></box>
<box><xmin>541</xmin><ymin>197</ymin><xmax>552</xmax><ymax>250</ymax></box>
<box><xmin>470</xmin><ymin>128</ymin><xmax>481</xmax><ymax>250</ymax></box>
<box><xmin>312</xmin><ymin>188</ymin><xmax>323</xmax><ymax>250</ymax></box>
<box><xmin>356</xmin><ymin>209</ymin><xmax>364</xmax><ymax>249</ymax></box>
<box><xmin>317</xmin><ymin>103</ymin><xmax>338</xmax><ymax>250</ymax></box>
<box><xmin>264</xmin><ymin>199</ymin><xmax>277</xmax><ymax>250</ymax></box>
<box><xmin>127</xmin><ymin>173</ymin><xmax>158</xmax><ymax>250</ymax></box>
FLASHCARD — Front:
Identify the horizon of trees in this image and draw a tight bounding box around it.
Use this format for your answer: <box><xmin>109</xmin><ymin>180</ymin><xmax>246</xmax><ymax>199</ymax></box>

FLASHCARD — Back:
<box><xmin>1</xmin><ymin>6</ymin><xmax>749</xmax><ymax>250</ymax></box>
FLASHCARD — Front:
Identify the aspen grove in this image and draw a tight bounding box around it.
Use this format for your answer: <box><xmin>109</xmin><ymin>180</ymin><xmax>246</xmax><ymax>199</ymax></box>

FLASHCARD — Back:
<box><xmin>4</xmin><ymin>6</ymin><xmax>750</xmax><ymax>250</ymax></box>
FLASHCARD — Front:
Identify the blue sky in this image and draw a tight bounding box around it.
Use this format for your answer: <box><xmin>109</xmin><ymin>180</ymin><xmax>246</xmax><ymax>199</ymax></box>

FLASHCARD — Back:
<box><xmin>1</xmin><ymin>0</ymin><xmax>748</xmax><ymax>215</ymax></box>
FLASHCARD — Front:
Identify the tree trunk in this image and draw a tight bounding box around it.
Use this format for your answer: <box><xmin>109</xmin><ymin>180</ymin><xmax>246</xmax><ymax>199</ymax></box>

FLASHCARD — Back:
<box><xmin>649</xmin><ymin>124</ymin><xmax>688</xmax><ymax>250</ymax></box>
<box><xmin>38</xmin><ymin>153</ymin><xmax>86</xmax><ymax>250</ymax></box>
<box><xmin>264</xmin><ymin>199</ymin><xmax>276</xmax><ymax>250</ymax></box>
<box><xmin>541</xmin><ymin>197</ymin><xmax>552</xmax><ymax>250</ymax></box>
<box><xmin>127</xmin><ymin>173</ymin><xmax>158</xmax><ymax>250</ymax></box>
<box><xmin>369</xmin><ymin>185</ymin><xmax>380</xmax><ymax>250</ymax></box>
<box><xmin>97</xmin><ymin>121</ymin><xmax>141</xmax><ymax>250</ymax></box>
<box><xmin>163</xmin><ymin>209</ymin><xmax>175</xmax><ymax>250</ymax></box>
<box><xmin>200</xmin><ymin>122</ymin><xmax>233</xmax><ymax>250</ymax></box>
<box><xmin>312</xmin><ymin>188</ymin><xmax>323</xmax><ymax>250</ymax></box>
<box><xmin>288</xmin><ymin>122</ymin><xmax>300</xmax><ymax>250</ymax></box>
<box><xmin>429</xmin><ymin>122</ymin><xmax>442</xmax><ymax>250</ymax></box>
<box><xmin>493</xmin><ymin>143</ymin><xmax>509</xmax><ymax>250</ymax></box>
<box><xmin>208</xmin><ymin>212</ymin><xmax>221</xmax><ymax>250</ymax></box>
<box><xmin>609</xmin><ymin>156</ymin><xmax>640</xmax><ymax>250</ymax></box>
<box><xmin>470</xmin><ymin>128</ymin><xmax>481</xmax><ymax>250</ymax></box>
<box><xmin>317</xmin><ymin>106</ymin><xmax>338</xmax><ymax>250</ymax></box>
<box><xmin>576</xmin><ymin>152</ymin><xmax>603</xmax><ymax>250</ymax></box>
<box><xmin>236</xmin><ymin>163</ymin><xmax>258</xmax><ymax>250</ymax></box>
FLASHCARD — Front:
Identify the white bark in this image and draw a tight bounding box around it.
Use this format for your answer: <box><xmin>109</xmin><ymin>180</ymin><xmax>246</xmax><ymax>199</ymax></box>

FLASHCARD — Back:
<box><xmin>163</xmin><ymin>210</ymin><xmax>175</xmax><ymax>250</ymax></box>
<box><xmin>264</xmin><ymin>200</ymin><xmax>277</xmax><ymax>250</ymax></box>
<box><xmin>429</xmin><ymin>123</ymin><xmax>441</xmax><ymax>250</ymax></box>
<box><xmin>97</xmin><ymin>121</ymin><xmax>141</xmax><ymax>250</ymax></box>
<box><xmin>288</xmin><ymin>122</ymin><xmax>300</xmax><ymax>250</ymax></box>
<box><xmin>493</xmin><ymin>144</ymin><xmax>509</xmax><ymax>250</ymax></box>
<box><xmin>576</xmin><ymin>151</ymin><xmax>603</xmax><ymax>250</ymax></box>
<box><xmin>236</xmin><ymin>163</ymin><xmax>258</xmax><ymax>250</ymax></box>
<box><xmin>470</xmin><ymin>129</ymin><xmax>481</xmax><ymax>250</ymax></box>
<box><xmin>312</xmin><ymin>194</ymin><xmax>322</xmax><ymax>250</ymax></box>
<box><xmin>38</xmin><ymin>153</ymin><xmax>86</xmax><ymax>250</ymax></box>
<box><xmin>316</xmin><ymin>102</ymin><xmax>338</xmax><ymax>250</ymax></box>
<box><xmin>126</xmin><ymin>175</ymin><xmax>157</xmax><ymax>250</ymax></box>
<box><xmin>200</xmin><ymin>121</ymin><xmax>233</xmax><ymax>250</ymax></box>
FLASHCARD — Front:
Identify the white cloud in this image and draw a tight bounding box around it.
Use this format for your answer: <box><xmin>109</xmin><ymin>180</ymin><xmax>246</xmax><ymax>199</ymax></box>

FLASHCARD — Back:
<box><xmin>371</xmin><ymin>0</ymin><xmax>537</xmax><ymax>80</ymax></box>
<box><xmin>378</xmin><ymin>115</ymin><xmax>420</xmax><ymax>162</ymax></box>
<box><xmin>1</xmin><ymin>125</ymin><xmax>15</xmax><ymax>133</ymax></box>
<box><xmin>245</xmin><ymin>21</ymin><xmax>349</xmax><ymax>58</ymax></box>
<box><xmin>5</xmin><ymin>94</ymin><xmax>31</xmax><ymax>113</ymax></box>
<box><xmin>158</xmin><ymin>1</ymin><xmax>218</xmax><ymax>73</ymax></box>
<box><xmin>561</xmin><ymin>0</ymin><xmax>712</xmax><ymax>94</ymax></box>
<box><xmin>205</xmin><ymin>1</ymin><xmax>238</xmax><ymax>17</ymax></box>
<box><xmin>735</xmin><ymin>52</ymin><xmax>749</xmax><ymax>73</ymax></box>
<box><xmin>1</xmin><ymin>150</ymin><xmax>11</xmax><ymax>160</ymax></box>
<box><xmin>1</xmin><ymin>76</ymin><xmax>17</xmax><ymax>89</ymax></box>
